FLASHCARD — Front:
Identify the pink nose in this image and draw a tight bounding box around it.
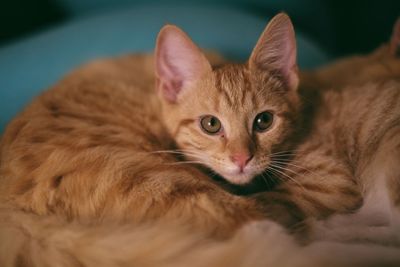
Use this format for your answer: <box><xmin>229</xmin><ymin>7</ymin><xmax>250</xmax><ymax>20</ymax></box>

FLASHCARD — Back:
<box><xmin>230</xmin><ymin>153</ymin><xmax>253</xmax><ymax>171</ymax></box>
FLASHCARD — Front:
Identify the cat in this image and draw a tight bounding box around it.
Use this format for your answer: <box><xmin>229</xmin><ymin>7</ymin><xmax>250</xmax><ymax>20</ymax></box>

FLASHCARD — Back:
<box><xmin>0</xmin><ymin>13</ymin><xmax>313</xmax><ymax>267</ymax></box>
<box><xmin>1</xmin><ymin>12</ymin><xmax>400</xmax><ymax>267</ymax></box>
<box><xmin>3</xmin><ymin>204</ymin><xmax>400</xmax><ymax>267</ymax></box>
<box><xmin>0</xmin><ymin>13</ymin><xmax>303</xmax><ymax>239</ymax></box>
<box><xmin>254</xmin><ymin>17</ymin><xmax>400</xmax><ymax>231</ymax></box>
<box><xmin>298</xmin><ymin>18</ymin><xmax>400</xmax><ymax>247</ymax></box>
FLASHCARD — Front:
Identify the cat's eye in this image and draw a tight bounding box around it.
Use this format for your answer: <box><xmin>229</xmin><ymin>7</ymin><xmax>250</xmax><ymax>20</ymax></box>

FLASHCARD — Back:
<box><xmin>253</xmin><ymin>111</ymin><xmax>274</xmax><ymax>132</ymax></box>
<box><xmin>200</xmin><ymin>115</ymin><xmax>222</xmax><ymax>135</ymax></box>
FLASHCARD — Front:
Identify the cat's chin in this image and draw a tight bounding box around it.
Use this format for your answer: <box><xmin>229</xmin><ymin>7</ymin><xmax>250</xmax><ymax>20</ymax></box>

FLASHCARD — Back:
<box><xmin>222</xmin><ymin>172</ymin><xmax>255</xmax><ymax>185</ymax></box>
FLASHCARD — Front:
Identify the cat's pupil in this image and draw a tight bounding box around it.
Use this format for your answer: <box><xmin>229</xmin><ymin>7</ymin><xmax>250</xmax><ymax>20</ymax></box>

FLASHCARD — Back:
<box><xmin>254</xmin><ymin>112</ymin><xmax>273</xmax><ymax>132</ymax></box>
<box><xmin>209</xmin><ymin>118</ymin><xmax>216</xmax><ymax>126</ymax></box>
<box><xmin>200</xmin><ymin>115</ymin><xmax>222</xmax><ymax>134</ymax></box>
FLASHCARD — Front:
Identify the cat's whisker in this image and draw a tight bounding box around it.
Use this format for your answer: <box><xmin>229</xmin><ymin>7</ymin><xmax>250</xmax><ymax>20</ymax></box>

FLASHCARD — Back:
<box><xmin>149</xmin><ymin>149</ymin><xmax>196</xmax><ymax>154</ymax></box>
<box><xmin>269</xmin><ymin>152</ymin><xmax>306</xmax><ymax>159</ymax></box>
<box><xmin>150</xmin><ymin>150</ymin><xmax>189</xmax><ymax>156</ymax></box>
<box><xmin>267</xmin><ymin>167</ymin><xmax>302</xmax><ymax>192</ymax></box>
<box><xmin>270</xmin><ymin>159</ymin><xmax>324</xmax><ymax>180</ymax></box>
<box><xmin>151</xmin><ymin>148</ymin><xmax>201</xmax><ymax>154</ymax></box>
<box><xmin>270</xmin><ymin>156</ymin><xmax>308</xmax><ymax>162</ymax></box>
<box><xmin>270</xmin><ymin>153</ymin><xmax>297</xmax><ymax>157</ymax></box>
<box><xmin>182</xmin><ymin>151</ymin><xmax>206</xmax><ymax>158</ymax></box>
<box><xmin>268</xmin><ymin>164</ymin><xmax>306</xmax><ymax>192</ymax></box>
<box><xmin>206</xmin><ymin>169</ymin><xmax>224</xmax><ymax>181</ymax></box>
<box><xmin>179</xmin><ymin>135</ymin><xmax>204</xmax><ymax>150</ymax></box>
<box><xmin>269</xmin><ymin>149</ymin><xmax>311</xmax><ymax>157</ymax></box>
<box><xmin>269</xmin><ymin>162</ymin><xmax>316</xmax><ymax>190</ymax></box>
<box><xmin>269</xmin><ymin>149</ymin><xmax>303</xmax><ymax>155</ymax></box>
<box><xmin>271</xmin><ymin>159</ymin><xmax>318</xmax><ymax>173</ymax></box>
<box><xmin>265</xmin><ymin>167</ymin><xmax>286</xmax><ymax>184</ymax></box>
<box><xmin>180</xmin><ymin>150</ymin><xmax>210</xmax><ymax>160</ymax></box>
<box><xmin>151</xmin><ymin>149</ymin><xmax>211</xmax><ymax>167</ymax></box>
<box><xmin>151</xmin><ymin>149</ymin><xmax>206</xmax><ymax>160</ymax></box>
<box><xmin>260</xmin><ymin>172</ymin><xmax>273</xmax><ymax>189</ymax></box>
<box><xmin>270</xmin><ymin>154</ymin><xmax>297</xmax><ymax>160</ymax></box>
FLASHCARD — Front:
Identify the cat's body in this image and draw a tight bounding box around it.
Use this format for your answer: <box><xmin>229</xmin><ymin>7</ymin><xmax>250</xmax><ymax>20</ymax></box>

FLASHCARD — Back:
<box><xmin>265</xmin><ymin>79</ymin><xmax>400</xmax><ymax>230</ymax></box>
<box><xmin>252</xmin><ymin>22</ymin><xmax>400</xmax><ymax>229</ymax></box>
<box><xmin>0</xmin><ymin>53</ymin><xmax>264</xmax><ymax>238</ymax></box>
<box><xmin>1</xmin><ymin>13</ymin><xmax>400</xmax><ymax>267</ymax></box>
<box><xmin>0</xmin><ymin>14</ymin><xmax>304</xmax><ymax>237</ymax></box>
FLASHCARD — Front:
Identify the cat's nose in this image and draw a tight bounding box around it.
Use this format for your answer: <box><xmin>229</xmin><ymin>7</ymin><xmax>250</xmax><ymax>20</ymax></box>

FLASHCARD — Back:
<box><xmin>230</xmin><ymin>153</ymin><xmax>253</xmax><ymax>171</ymax></box>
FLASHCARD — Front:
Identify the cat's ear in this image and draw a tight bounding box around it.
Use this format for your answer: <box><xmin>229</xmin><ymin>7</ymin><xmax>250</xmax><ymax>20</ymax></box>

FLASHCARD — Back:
<box><xmin>389</xmin><ymin>17</ymin><xmax>400</xmax><ymax>57</ymax></box>
<box><xmin>155</xmin><ymin>25</ymin><xmax>212</xmax><ymax>103</ymax></box>
<box><xmin>249</xmin><ymin>13</ymin><xmax>298</xmax><ymax>90</ymax></box>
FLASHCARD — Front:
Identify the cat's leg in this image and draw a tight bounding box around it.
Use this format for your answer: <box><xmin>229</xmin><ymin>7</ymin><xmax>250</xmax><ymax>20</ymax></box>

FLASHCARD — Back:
<box><xmin>254</xmin><ymin>140</ymin><xmax>363</xmax><ymax>229</ymax></box>
<box><xmin>310</xmin><ymin>125</ymin><xmax>400</xmax><ymax>245</ymax></box>
<box><xmin>308</xmin><ymin>209</ymin><xmax>400</xmax><ymax>246</ymax></box>
<box><xmin>308</xmin><ymin>183</ymin><xmax>400</xmax><ymax>246</ymax></box>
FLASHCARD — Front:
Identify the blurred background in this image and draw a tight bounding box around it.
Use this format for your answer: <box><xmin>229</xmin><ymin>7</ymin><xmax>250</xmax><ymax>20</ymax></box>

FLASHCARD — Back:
<box><xmin>1</xmin><ymin>0</ymin><xmax>399</xmax><ymax>55</ymax></box>
<box><xmin>0</xmin><ymin>0</ymin><xmax>399</xmax><ymax>131</ymax></box>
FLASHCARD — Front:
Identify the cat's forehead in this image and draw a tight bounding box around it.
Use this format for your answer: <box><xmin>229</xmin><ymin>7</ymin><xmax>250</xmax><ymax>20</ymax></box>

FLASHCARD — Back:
<box><xmin>212</xmin><ymin>64</ymin><xmax>254</xmax><ymax>110</ymax></box>
<box><xmin>210</xmin><ymin>64</ymin><xmax>283</xmax><ymax>111</ymax></box>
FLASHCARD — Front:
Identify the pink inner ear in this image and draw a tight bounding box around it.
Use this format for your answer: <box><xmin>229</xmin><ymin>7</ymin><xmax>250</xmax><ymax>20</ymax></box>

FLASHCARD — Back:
<box><xmin>156</xmin><ymin>49</ymin><xmax>184</xmax><ymax>102</ymax></box>
<box><xmin>276</xmin><ymin>33</ymin><xmax>297</xmax><ymax>81</ymax></box>
<box><xmin>159</xmin><ymin>79</ymin><xmax>183</xmax><ymax>102</ymax></box>
<box><xmin>155</xmin><ymin>25</ymin><xmax>211</xmax><ymax>103</ymax></box>
<box><xmin>250</xmin><ymin>13</ymin><xmax>299</xmax><ymax>90</ymax></box>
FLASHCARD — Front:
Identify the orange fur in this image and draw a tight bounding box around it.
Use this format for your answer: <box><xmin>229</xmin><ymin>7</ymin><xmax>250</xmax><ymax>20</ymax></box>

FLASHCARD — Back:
<box><xmin>0</xmin><ymin>53</ymin><xmax>263</xmax><ymax>236</ymax></box>
<box><xmin>0</xmin><ymin>14</ymin><xmax>303</xmax><ymax>237</ymax></box>
<box><xmin>257</xmin><ymin>17</ymin><xmax>400</xmax><ymax>229</ymax></box>
<box><xmin>0</xmin><ymin>13</ymin><xmax>400</xmax><ymax>267</ymax></box>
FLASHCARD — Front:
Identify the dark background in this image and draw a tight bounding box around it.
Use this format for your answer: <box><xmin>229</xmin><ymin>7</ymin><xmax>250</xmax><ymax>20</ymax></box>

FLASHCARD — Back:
<box><xmin>0</xmin><ymin>0</ymin><xmax>399</xmax><ymax>57</ymax></box>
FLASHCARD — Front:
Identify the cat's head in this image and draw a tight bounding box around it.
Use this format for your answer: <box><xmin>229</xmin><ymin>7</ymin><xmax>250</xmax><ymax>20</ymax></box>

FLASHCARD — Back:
<box><xmin>155</xmin><ymin>13</ymin><xmax>301</xmax><ymax>185</ymax></box>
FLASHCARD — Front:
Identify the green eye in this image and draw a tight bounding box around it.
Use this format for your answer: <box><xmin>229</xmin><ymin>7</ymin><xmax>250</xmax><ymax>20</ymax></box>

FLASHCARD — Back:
<box><xmin>200</xmin><ymin>115</ymin><xmax>222</xmax><ymax>134</ymax></box>
<box><xmin>254</xmin><ymin>111</ymin><xmax>274</xmax><ymax>132</ymax></box>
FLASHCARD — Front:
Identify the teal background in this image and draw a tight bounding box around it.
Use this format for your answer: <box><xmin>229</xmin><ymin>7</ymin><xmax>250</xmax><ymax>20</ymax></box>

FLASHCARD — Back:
<box><xmin>0</xmin><ymin>0</ymin><xmax>398</xmax><ymax>132</ymax></box>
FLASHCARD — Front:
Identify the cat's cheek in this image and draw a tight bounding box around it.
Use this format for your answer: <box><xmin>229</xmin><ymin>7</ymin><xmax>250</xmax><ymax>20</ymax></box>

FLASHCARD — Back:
<box><xmin>256</xmin><ymin>122</ymin><xmax>291</xmax><ymax>150</ymax></box>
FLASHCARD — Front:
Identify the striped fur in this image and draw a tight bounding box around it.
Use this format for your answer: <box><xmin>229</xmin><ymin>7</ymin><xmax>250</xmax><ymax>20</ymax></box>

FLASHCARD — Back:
<box><xmin>0</xmin><ymin>13</ymin><xmax>399</xmax><ymax>267</ymax></box>
<box><xmin>256</xmin><ymin>19</ymin><xmax>400</xmax><ymax>232</ymax></box>
<box><xmin>0</xmin><ymin>14</ymin><xmax>301</xmax><ymax>237</ymax></box>
<box><xmin>0</xmin><ymin>53</ymin><xmax>265</xmax><ymax>238</ymax></box>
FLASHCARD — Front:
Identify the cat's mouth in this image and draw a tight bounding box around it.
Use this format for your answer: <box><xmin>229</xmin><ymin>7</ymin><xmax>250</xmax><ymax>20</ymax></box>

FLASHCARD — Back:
<box><xmin>207</xmin><ymin>160</ymin><xmax>268</xmax><ymax>185</ymax></box>
<box><xmin>184</xmin><ymin>154</ymin><xmax>264</xmax><ymax>185</ymax></box>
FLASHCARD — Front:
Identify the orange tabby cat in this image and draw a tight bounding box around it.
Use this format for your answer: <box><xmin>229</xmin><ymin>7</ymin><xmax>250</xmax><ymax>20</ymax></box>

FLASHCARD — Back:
<box><xmin>0</xmin><ymin>13</ymin><xmax>303</xmax><ymax>238</ymax></box>
<box><xmin>1</xmin><ymin>13</ymin><xmax>400</xmax><ymax>267</ymax></box>
<box><xmin>255</xmin><ymin>17</ymin><xmax>400</xmax><ymax>230</ymax></box>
